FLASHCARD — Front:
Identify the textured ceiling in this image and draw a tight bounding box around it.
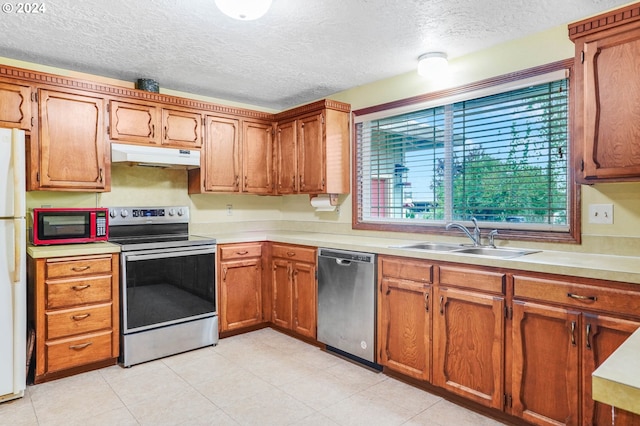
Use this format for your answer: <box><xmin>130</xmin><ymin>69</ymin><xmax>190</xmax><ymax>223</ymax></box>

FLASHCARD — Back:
<box><xmin>0</xmin><ymin>0</ymin><xmax>632</xmax><ymax>110</ymax></box>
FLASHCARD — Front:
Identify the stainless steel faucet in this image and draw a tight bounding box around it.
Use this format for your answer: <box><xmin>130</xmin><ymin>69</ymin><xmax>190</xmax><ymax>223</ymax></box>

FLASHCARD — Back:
<box><xmin>445</xmin><ymin>217</ymin><xmax>481</xmax><ymax>246</ymax></box>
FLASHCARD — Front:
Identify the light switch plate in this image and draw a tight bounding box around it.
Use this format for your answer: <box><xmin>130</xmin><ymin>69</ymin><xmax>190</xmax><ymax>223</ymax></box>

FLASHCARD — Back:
<box><xmin>588</xmin><ymin>204</ymin><xmax>613</xmax><ymax>224</ymax></box>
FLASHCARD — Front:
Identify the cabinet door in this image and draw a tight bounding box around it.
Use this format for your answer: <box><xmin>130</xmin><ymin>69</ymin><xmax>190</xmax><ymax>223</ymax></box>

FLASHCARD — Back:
<box><xmin>297</xmin><ymin>113</ymin><xmax>325</xmax><ymax>193</ymax></box>
<box><xmin>109</xmin><ymin>101</ymin><xmax>159</xmax><ymax>145</ymax></box>
<box><xmin>203</xmin><ymin>115</ymin><xmax>240</xmax><ymax>192</ymax></box>
<box><xmin>219</xmin><ymin>258</ymin><xmax>262</xmax><ymax>331</ymax></box>
<box><xmin>275</xmin><ymin>119</ymin><xmax>297</xmax><ymax>194</ymax></box>
<box><xmin>242</xmin><ymin>120</ymin><xmax>273</xmax><ymax>194</ymax></box>
<box><xmin>582</xmin><ymin>314</ymin><xmax>640</xmax><ymax>426</ymax></box>
<box><xmin>511</xmin><ymin>301</ymin><xmax>580</xmax><ymax>426</ymax></box>
<box><xmin>379</xmin><ymin>276</ymin><xmax>430</xmax><ymax>381</ymax></box>
<box><xmin>434</xmin><ymin>287</ymin><xmax>504</xmax><ymax>409</ymax></box>
<box><xmin>271</xmin><ymin>258</ymin><xmax>292</xmax><ymax>329</ymax></box>
<box><xmin>579</xmin><ymin>24</ymin><xmax>640</xmax><ymax>181</ymax></box>
<box><xmin>0</xmin><ymin>82</ymin><xmax>32</xmax><ymax>130</ymax></box>
<box><xmin>38</xmin><ymin>89</ymin><xmax>108</xmax><ymax>191</ymax></box>
<box><xmin>293</xmin><ymin>261</ymin><xmax>316</xmax><ymax>339</ymax></box>
<box><xmin>162</xmin><ymin>109</ymin><xmax>202</xmax><ymax>148</ymax></box>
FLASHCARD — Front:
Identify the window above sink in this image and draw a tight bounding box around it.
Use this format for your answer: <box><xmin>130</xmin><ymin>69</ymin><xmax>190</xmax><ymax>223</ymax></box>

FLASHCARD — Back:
<box><xmin>353</xmin><ymin>60</ymin><xmax>580</xmax><ymax>245</ymax></box>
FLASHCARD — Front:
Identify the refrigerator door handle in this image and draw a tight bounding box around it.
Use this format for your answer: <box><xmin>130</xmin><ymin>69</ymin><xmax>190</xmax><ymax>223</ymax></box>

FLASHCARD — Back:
<box><xmin>11</xmin><ymin>129</ymin><xmax>26</xmax><ymax>218</ymax></box>
<box><xmin>13</xmin><ymin>218</ymin><xmax>23</xmax><ymax>283</ymax></box>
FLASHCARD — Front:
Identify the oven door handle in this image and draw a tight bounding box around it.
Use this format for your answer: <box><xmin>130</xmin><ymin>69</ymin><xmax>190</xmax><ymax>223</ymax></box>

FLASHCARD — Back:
<box><xmin>124</xmin><ymin>247</ymin><xmax>217</xmax><ymax>262</ymax></box>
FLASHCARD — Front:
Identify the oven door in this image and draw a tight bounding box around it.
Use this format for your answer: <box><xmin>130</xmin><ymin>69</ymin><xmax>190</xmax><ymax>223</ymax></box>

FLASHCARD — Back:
<box><xmin>120</xmin><ymin>245</ymin><xmax>216</xmax><ymax>334</ymax></box>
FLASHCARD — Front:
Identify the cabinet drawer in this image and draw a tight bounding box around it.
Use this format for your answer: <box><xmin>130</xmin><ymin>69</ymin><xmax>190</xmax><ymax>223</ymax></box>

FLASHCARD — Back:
<box><xmin>46</xmin><ymin>276</ymin><xmax>112</xmax><ymax>309</ymax></box>
<box><xmin>45</xmin><ymin>330</ymin><xmax>113</xmax><ymax>373</ymax></box>
<box><xmin>46</xmin><ymin>303</ymin><xmax>113</xmax><ymax>340</ymax></box>
<box><xmin>380</xmin><ymin>256</ymin><xmax>433</xmax><ymax>283</ymax></box>
<box><xmin>46</xmin><ymin>256</ymin><xmax>112</xmax><ymax>279</ymax></box>
<box><xmin>513</xmin><ymin>275</ymin><xmax>640</xmax><ymax>317</ymax></box>
<box><xmin>439</xmin><ymin>265</ymin><xmax>505</xmax><ymax>294</ymax></box>
<box><xmin>272</xmin><ymin>244</ymin><xmax>316</xmax><ymax>263</ymax></box>
<box><xmin>220</xmin><ymin>243</ymin><xmax>262</xmax><ymax>260</ymax></box>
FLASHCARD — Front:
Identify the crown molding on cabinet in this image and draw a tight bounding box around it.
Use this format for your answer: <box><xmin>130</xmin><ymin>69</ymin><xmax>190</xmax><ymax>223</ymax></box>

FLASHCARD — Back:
<box><xmin>0</xmin><ymin>64</ymin><xmax>273</xmax><ymax>120</ymax></box>
<box><xmin>568</xmin><ymin>2</ymin><xmax>640</xmax><ymax>40</ymax></box>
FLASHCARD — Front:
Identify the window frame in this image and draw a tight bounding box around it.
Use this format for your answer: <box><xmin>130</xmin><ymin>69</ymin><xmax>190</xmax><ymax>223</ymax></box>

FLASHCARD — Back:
<box><xmin>351</xmin><ymin>59</ymin><xmax>580</xmax><ymax>244</ymax></box>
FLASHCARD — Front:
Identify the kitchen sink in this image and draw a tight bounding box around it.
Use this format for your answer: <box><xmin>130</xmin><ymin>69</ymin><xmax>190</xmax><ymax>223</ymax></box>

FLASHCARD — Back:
<box><xmin>452</xmin><ymin>247</ymin><xmax>539</xmax><ymax>259</ymax></box>
<box><xmin>391</xmin><ymin>242</ymin><xmax>539</xmax><ymax>259</ymax></box>
<box><xmin>391</xmin><ymin>242</ymin><xmax>464</xmax><ymax>251</ymax></box>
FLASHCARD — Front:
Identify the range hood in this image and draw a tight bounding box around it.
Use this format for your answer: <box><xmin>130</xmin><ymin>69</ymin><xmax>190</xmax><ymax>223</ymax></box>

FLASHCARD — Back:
<box><xmin>111</xmin><ymin>143</ymin><xmax>200</xmax><ymax>169</ymax></box>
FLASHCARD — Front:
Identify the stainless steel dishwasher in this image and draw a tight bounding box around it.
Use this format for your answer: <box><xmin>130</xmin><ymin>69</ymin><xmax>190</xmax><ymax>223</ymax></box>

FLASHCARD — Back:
<box><xmin>317</xmin><ymin>248</ymin><xmax>377</xmax><ymax>364</ymax></box>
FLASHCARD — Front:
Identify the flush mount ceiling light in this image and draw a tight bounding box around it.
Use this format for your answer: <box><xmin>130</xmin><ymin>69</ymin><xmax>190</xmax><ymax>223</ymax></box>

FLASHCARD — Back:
<box><xmin>417</xmin><ymin>52</ymin><xmax>449</xmax><ymax>78</ymax></box>
<box><xmin>215</xmin><ymin>0</ymin><xmax>273</xmax><ymax>20</ymax></box>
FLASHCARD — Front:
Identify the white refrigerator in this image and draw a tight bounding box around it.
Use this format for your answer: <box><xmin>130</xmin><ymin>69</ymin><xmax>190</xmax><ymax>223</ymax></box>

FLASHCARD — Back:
<box><xmin>0</xmin><ymin>128</ymin><xmax>26</xmax><ymax>403</ymax></box>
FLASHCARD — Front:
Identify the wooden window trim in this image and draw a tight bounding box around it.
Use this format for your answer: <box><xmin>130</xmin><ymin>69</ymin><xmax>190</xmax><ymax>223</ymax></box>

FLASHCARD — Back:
<box><xmin>351</xmin><ymin>59</ymin><xmax>580</xmax><ymax>244</ymax></box>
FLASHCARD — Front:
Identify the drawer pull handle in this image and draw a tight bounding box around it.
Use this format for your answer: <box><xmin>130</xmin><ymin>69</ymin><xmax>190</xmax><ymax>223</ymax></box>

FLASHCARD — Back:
<box><xmin>567</xmin><ymin>293</ymin><xmax>597</xmax><ymax>302</ymax></box>
<box><xmin>236</xmin><ymin>251</ymin><xmax>249</xmax><ymax>255</ymax></box>
<box><xmin>72</xmin><ymin>313</ymin><xmax>91</xmax><ymax>321</ymax></box>
<box><xmin>71</xmin><ymin>284</ymin><xmax>91</xmax><ymax>291</ymax></box>
<box><xmin>71</xmin><ymin>266</ymin><xmax>91</xmax><ymax>272</ymax></box>
<box><xmin>287</xmin><ymin>252</ymin><xmax>296</xmax><ymax>257</ymax></box>
<box><xmin>69</xmin><ymin>342</ymin><xmax>92</xmax><ymax>350</ymax></box>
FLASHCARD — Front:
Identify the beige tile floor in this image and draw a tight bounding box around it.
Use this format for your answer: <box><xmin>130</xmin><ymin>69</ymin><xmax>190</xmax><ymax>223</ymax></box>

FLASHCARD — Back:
<box><xmin>0</xmin><ymin>328</ymin><xmax>507</xmax><ymax>426</ymax></box>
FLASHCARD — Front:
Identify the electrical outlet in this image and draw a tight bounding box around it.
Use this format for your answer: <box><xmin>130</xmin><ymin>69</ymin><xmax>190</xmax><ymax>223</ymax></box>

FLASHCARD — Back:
<box><xmin>588</xmin><ymin>204</ymin><xmax>613</xmax><ymax>224</ymax></box>
<box><xmin>226</xmin><ymin>204</ymin><xmax>233</xmax><ymax>216</ymax></box>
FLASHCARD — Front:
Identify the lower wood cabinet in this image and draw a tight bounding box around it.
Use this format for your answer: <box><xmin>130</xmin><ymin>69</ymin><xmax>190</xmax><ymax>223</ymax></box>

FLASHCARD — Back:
<box><xmin>270</xmin><ymin>243</ymin><xmax>317</xmax><ymax>338</ymax></box>
<box><xmin>433</xmin><ymin>266</ymin><xmax>506</xmax><ymax>410</ymax></box>
<box><xmin>28</xmin><ymin>253</ymin><xmax>119</xmax><ymax>383</ymax></box>
<box><xmin>511</xmin><ymin>300</ymin><xmax>580</xmax><ymax>425</ymax></box>
<box><xmin>377</xmin><ymin>256</ymin><xmax>432</xmax><ymax>381</ymax></box>
<box><xmin>511</xmin><ymin>275</ymin><xmax>640</xmax><ymax>426</ymax></box>
<box><xmin>376</xmin><ymin>257</ymin><xmax>640</xmax><ymax>426</ymax></box>
<box><xmin>218</xmin><ymin>243</ymin><xmax>264</xmax><ymax>332</ymax></box>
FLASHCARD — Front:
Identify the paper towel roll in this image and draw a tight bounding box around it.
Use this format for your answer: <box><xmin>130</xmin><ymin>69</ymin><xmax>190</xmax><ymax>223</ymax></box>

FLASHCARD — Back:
<box><xmin>310</xmin><ymin>196</ymin><xmax>336</xmax><ymax>212</ymax></box>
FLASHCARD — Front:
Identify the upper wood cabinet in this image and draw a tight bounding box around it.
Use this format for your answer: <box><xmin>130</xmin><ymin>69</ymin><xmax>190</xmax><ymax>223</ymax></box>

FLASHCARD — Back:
<box><xmin>161</xmin><ymin>108</ymin><xmax>202</xmax><ymax>148</ymax></box>
<box><xmin>570</xmin><ymin>3</ymin><xmax>640</xmax><ymax>182</ymax></box>
<box><xmin>109</xmin><ymin>100</ymin><xmax>201</xmax><ymax>148</ymax></box>
<box><xmin>109</xmin><ymin>100</ymin><xmax>159</xmax><ymax>145</ymax></box>
<box><xmin>36</xmin><ymin>89</ymin><xmax>109</xmax><ymax>191</ymax></box>
<box><xmin>242</xmin><ymin>120</ymin><xmax>273</xmax><ymax>194</ymax></box>
<box><xmin>189</xmin><ymin>116</ymin><xmax>272</xmax><ymax>194</ymax></box>
<box><xmin>0</xmin><ymin>81</ymin><xmax>33</xmax><ymax>130</ymax></box>
<box><xmin>275</xmin><ymin>100</ymin><xmax>350</xmax><ymax>195</ymax></box>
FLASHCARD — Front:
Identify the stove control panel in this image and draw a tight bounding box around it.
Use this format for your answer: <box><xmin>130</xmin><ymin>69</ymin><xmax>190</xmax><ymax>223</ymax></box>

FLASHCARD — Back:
<box><xmin>108</xmin><ymin>206</ymin><xmax>189</xmax><ymax>226</ymax></box>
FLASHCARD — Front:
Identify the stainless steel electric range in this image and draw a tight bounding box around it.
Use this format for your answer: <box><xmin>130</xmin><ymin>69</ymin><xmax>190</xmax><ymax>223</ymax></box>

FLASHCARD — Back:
<box><xmin>108</xmin><ymin>206</ymin><xmax>218</xmax><ymax>367</ymax></box>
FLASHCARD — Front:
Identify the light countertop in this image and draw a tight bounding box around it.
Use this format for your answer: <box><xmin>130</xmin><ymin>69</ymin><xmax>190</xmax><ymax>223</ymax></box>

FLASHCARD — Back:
<box><xmin>592</xmin><ymin>327</ymin><xmax>640</xmax><ymax>415</ymax></box>
<box><xmin>25</xmin><ymin>231</ymin><xmax>640</xmax><ymax>285</ymax></box>
<box><xmin>27</xmin><ymin>242</ymin><xmax>121</xmax><ymax>258</ymax></box>
<box><xmin>203</xmin><ymin>230</ymin><xmax>640</xmax><ymax>285</ymax></box>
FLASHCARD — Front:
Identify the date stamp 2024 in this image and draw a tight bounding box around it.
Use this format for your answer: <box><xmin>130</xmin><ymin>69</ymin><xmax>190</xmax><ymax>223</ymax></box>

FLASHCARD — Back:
<box><xmin>2</xmin><ymin>2</ymin><xmax>46</xmax><ymax>14</ymax></box>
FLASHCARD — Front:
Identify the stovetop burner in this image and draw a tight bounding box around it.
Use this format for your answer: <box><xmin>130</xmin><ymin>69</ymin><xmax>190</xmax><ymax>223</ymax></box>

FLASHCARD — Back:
<box><xmin>107</xmin><ymin>206</ymin><xmax>216</xmax><ymax>251</ymax></box>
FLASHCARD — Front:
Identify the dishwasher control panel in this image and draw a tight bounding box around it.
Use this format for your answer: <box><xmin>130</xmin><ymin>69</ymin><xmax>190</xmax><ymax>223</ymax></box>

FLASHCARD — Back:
<box><xmin>317</xmin><ymin>248</ymin><xmax>375</xmax><ymax>263</ymax></box>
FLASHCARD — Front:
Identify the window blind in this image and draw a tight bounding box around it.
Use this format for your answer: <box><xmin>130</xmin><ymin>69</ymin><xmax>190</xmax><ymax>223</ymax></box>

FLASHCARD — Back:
<box><xmin>355</xmin><ymin>77</ymin><xmax>569</xmax><ymax>230</ymax></box>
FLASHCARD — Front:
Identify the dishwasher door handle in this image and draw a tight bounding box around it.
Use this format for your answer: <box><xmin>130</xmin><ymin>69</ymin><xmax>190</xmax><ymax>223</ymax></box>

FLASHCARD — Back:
<box><xmin>335</xmin><ymin>258</ymin><xmax>353</xmax><ymax>266</ymax></box>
